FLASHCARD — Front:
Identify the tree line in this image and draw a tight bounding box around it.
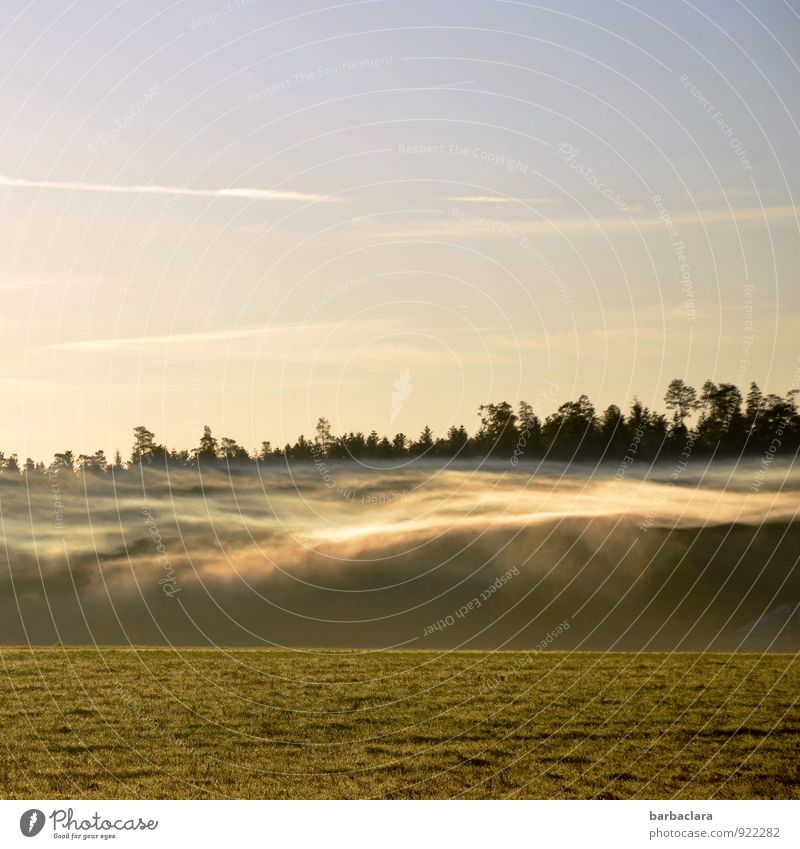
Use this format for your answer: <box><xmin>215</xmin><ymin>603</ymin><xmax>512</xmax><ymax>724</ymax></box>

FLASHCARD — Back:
<box><xmin>3</xmin><ymin>379</ymin><xmax>798</xmax><ymax>477</ymax></box>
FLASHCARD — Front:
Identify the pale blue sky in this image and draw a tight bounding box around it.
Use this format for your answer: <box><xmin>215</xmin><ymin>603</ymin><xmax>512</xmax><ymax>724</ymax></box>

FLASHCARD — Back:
<box><xmin>1</xmin><ymin>0</ymin><xmax>799</xmax><ymax>458</ymax></box>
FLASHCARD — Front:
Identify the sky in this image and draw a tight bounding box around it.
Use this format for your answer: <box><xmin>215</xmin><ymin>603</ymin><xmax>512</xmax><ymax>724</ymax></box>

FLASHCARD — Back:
<box><xmin>1</xmin><ymin>0</ymin><xmax>799</xmax><ymax>460</ymax></box>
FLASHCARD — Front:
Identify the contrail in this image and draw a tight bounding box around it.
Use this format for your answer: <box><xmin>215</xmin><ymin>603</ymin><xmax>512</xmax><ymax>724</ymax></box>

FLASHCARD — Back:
<box><xmin>0</xmin><ymin>174</ymin><xmax>330</xmax><ymax>202</ymax></box>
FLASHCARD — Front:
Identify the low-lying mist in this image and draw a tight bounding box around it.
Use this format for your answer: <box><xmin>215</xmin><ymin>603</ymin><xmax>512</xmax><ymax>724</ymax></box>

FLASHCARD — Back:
<box><xmin>2</xmin><ymin>459</ymin><xmax>798</xmax><ymax>650</ymax></box>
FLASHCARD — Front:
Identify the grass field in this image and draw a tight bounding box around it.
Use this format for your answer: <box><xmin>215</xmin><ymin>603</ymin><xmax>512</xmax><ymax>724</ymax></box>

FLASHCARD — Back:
<box><xmin>1</xmin><ymin>648</ymin><xmax>798</xmax><ymax>799</ymax></box>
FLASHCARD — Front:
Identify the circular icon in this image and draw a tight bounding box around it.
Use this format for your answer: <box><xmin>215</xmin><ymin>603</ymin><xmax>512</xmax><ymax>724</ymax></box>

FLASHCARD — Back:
<box><xmin>19</xmin><ymin>810</ymin><xmax>46</xmax><ymax>837</ymax></box>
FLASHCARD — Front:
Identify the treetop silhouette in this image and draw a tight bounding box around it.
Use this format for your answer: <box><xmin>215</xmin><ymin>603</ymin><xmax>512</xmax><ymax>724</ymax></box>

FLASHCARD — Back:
<box><xmin>4</xmin><ymin>379</ymin><xmax>798</xmax><ymax>476</ymax></box>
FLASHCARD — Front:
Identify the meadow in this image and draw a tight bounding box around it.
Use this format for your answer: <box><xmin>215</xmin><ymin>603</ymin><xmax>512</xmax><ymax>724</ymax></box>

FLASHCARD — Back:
<box><xmin>1</xmin><ymin>648</ymin><xmax>797</xmax><ymax>799</ymax></box>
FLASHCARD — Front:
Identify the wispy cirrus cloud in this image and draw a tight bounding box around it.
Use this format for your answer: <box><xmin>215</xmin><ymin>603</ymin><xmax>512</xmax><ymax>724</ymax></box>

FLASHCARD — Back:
<box><xmin>49</xmin><ymin>324</ymin><xmax>310</xmax><ymax>352</ymax></box>
<box><xmin>45</xmin><ymin>321</ymin><xmax>495</xmax><ymax>367</ymax></box>
<box><xmin>48</xmin><ymin>318</ymin><xmax>417</xmax><ymax>355</ymax></box>
<box><xmin>0</xmin><ymin>174</ymin><xmax>332</xmax><ymax>202</ymax></box>
<box><xmin>443</xmin><ymin>195</ymin><xmax>560</xmax><ymax>204</ymax></box>
<box><xmin>348</xmin><ymin>204</ymin><xmax>800</xmax><ymax>241</ymax></box>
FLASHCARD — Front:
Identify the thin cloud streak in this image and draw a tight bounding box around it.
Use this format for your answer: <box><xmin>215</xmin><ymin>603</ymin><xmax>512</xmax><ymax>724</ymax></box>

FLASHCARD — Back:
<box><xmin>345</xmin><ymin>204</ymin><xmax>800</xmax><ymax>240</ymax></box>
<box><xmin>50</xmin><ymin>324</ymin><xmax>315</xmax><ymax>351</ymax></box>
<box><xmin>443</xmin><ymin>195</ymin><xmax>560</xmax><ymax>204</ymax></box>
<box><xmin>0</xmin><ymin>175</ymin><xmax>331</xmax><ymax>203</ymax></box>
<box><xmin>48</xmin><ymin>318</ymin><xmax>414</xmax><ymax>354</ymax></box>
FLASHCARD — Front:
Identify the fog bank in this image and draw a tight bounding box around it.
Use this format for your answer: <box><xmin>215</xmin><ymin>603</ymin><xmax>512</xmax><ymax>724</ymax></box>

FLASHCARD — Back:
<box><xmin>1</xmin><ymin>460</ymin><xmax>798</xmax><ymax>650</ymax></box>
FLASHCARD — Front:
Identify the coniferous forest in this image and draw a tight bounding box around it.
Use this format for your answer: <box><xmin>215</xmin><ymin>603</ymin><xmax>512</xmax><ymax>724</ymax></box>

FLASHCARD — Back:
<box><xmin>6</xmin><ymin>379</ymin><xmax>798</xmax><ymax>476</ymax></box>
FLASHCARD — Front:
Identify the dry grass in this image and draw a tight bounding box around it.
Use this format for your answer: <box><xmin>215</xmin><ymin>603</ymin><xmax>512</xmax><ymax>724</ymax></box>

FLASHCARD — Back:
<box><xmin>1</xmin><ymin>648</ymin><xmax>798</xmax><ymax>799</ymax></box>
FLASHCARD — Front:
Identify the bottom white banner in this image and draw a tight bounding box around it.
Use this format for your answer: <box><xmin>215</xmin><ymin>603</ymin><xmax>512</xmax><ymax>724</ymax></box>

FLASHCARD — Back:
<box><xmin>1</xmin><ymin>799</ymin><xmax>797</xmax><ymax>848</ymax></box>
